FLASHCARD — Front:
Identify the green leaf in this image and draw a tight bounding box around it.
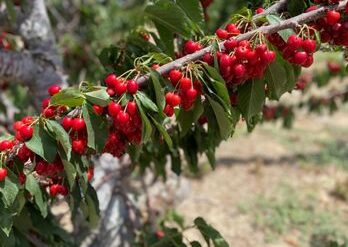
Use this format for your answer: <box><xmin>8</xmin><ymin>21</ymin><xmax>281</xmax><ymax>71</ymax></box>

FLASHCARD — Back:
<box><xmin>85</xmin><ymin>185</ymin><xmax>100</xmax><ymax>228</ymax></box>
<box><xmin>194</xmin><ymin>217</ymin><xmax>229</xmax><ymax>247</ymax></box>
<box><xmin>26</xmin><ymin>123</ymin><xmax>57</xmax><ymax>163</ymax></box>
<box><xmin>50</xmin><ymin>88</ymin><xmax>85</xmax><ymax>107</ymax></box>
<box><xmin>0</xmin><ymin>171</ymin><xmax>18</xmax><ymax>209</ymax></box>
<box><xmin>203</xmin><ymin>64</ymin><xmax>231</xmax><ymax>106</ymax></box>
<box><xmin>150</xmin><ymin>116</ymin><xmax>173</xmax><ymax>149</ymax></box>
<box><xmin>0</xmin><ymin>207</ymin><xmax>13</xmax><ymax>237</ymax></box>
<box><xmin>288</xmin><ymin>0</ymin><xmax>308</xmax><ymax>16</ymax></box>
<box><xmin>207</xmin><ymin>96</ymin><xmax>233</xmax><ymax>140</ymax></box>
<box><xmin>84</xmin><ymin>88</ymin><xmax>110</xmax><ymax>107</ymax></box>
<box><xmin>82</xmin><ymin>103</ymin><xmax>108</xmax><ymax>152</ymax></box>
<box><xmin>46</xmin><ymin>120</ymin><xmax>72</xmax><ymax>161</ymax></box>
<box><xmin>265</xmin><ymin>59</ymin><xmax>288</xmax><ymax>100</ymax></box>
<box><xmin>266</xmin><ymin>15</ymin><xmax>296</xmax><ymax>41</ymax></box>
<box><xmin>135</xmin><ymin>100</ymin><xmax>153</xmax><ymax>143</ymax></box>
<box><xmin>145</xmin><ymin>0</ymin><xmax>193</xmax><ymax>39</ymax></box>
<box><xmin>176</xmin><ymin>0</ymin><xmax>205</xmax><ymax>31</ymax></box>
<box><xmin>135</xmin><ymin>91</ymin><xmax>158</xmax><ymax>112</ymax></box>
<box><xmin>25</xmin><ymin>174</ymin><xmax>47</xmax><ymax>217</ymax></box>
<box><xmin>237</xmin><ymin>79</ymin><xmax>266</xmax><ymax>121</ymax></box>
<box><xmin>154</xmin><ymin>22</ymin><xmax>175</xmax><ymax>57</ymax></box>
<box><xmin>3</xmin><ymin>0</ymin><xmax>16</xmax><ymax>22</ymax></box>
<box><xmin>62</xmin><ymin>160</ymin><xmax>77</xmax><ymax>190</ymax></box>
<box><xmin>177</xmin><ymin>99</ymin><xmax>204</xmax><ymax>137</ymax></box>
<box><xmin>150</xmin><ymin>71</ymin><xmax>165</xmax><ymax>110</ymax></box>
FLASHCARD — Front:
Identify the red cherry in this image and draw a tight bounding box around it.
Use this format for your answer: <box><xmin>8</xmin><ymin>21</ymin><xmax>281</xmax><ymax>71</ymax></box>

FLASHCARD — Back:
<box><xmin>114</xmin><ymin>82</ymin><xmax>127</xmax><ymax>95</ymax></box>
<box><xmin>225</xmin><ymin>24</ymin><xmax>240</xmax><ymax>36</ymax></box>
<box><xmin>169</xmin><ymin>70</ymin><xmax>183</xmax><ymax>85</ymax></box>
<box><xmin>108</xmin><ymin>102</ymin><xmax>121</xmax><ymax>117</ymax></box>
<box><xmin>116</xmin><ymin>111</ymin><xmax>130</xmax><ymax>125</ymax></box>
<box><xmin>219</xmin><ymin>54</ymin><xmax>232</xmax><ymax>69</ymax></box>
<box><xmin>255</xmin><ymin>7</ymin><xmax>264</xmax><ymax>14</ymax></box>
<box><xmin>50</xmin><ymin>184</ymin><xmax>60</xmax><ymax>197</ymax></box>
<box><xmin>0</xmin><ymin>168</ymin><xmax>8</xmax><ymax>182</ymax></box>
<box><xmin>126</xmin><ymin>101</ymin><xmax>137</xmax><ymax>115</ymax></box>
<box><xmin>164</xmin><ymin>105</ymin><xmax>174</xmax><ymax>117</ymax></box>
<box><xmin>287</xmin><ymin>35</ymin><xmax>303</xmax><ymax>50</ymax></box>
<box><xmin>13</xmin><ymin>121</ymin><xmax>24</xmax><ymax>131</ymax></box>
<box><xmin>186</xmin><ymin>88</ymin><xmax>198</xmax><ymax>101</ymax></box>
<box><xmin>261</xmin><ymin>50</ymin><xmax>276</xmax><ymax>63</ymax></box>
<box><xmin>184</xmin><ymin>40</ymin><xmax>201</xmax><ymax>54</ymax></box>
<box><xmin>224</xmin><ymin>38</ymin><xmax>238</xmax><ymax>51</ymax></box>
<box><xmin>43</xmin><ymin>107</ymin><xmax>56</xmax><ymax>118</ymax></box>
<box><xmin>202</xmin><ymin>52</ymin><xmax>214</xmax><ymax>65</ymax></box>
<box><xmin>235</xmin><ymin>46</ymin><xmax>249</xmax><ymax>59</ymax></box>
<box><xmin>216</xmin><ymin>28</ymin><xmax>229</xmax><ymax>39</ymax></box>
<box><xmin>180</xmin><ymin>77</ymin><xmax>192</xmax><ymax>92</ymax></box>
<box><xmin>19</xmin><ymin>126</ymin><xmax>34</xmax><ymax>141</ymax></box>
<box><xmin>293</xmin><ymin>51</ymin><xmax>308</xmax><ymax>65</ymax></box>
<box><xmin>303</xmin><ymin>55</ymin><xmax>314</xmax><ymax>68</ymax></box>
<box><xmin>48</xmin><ymin>84</ymin><xmax>61</xmax><ymax>96</ymax></box>
<box><xmin>93</xmin><ymin>105</ymin><xmax>104</xmax><ymax>115</ymax></box>
<box><xmin>165</xmin><ymin>92</ymin><xmax>175</xmax><ymax>106</ymax></box>
<box><xmin>255</xmin><ymin>44</ymin><xmax>267</xmax><ymax>55</ymax></box>
<box><xmin>233</xmin><ymin>64</ymin><xmax>246</xmax><ymax>77</ymax></box>
<box><xmin>72</xmin><ymin>139</ymin><xmax>86</xmax><ymax>154</ymax></box>
<box><xmin>35</xmin><ymin>161</ymin><xmax>47</xmax><ymax>175</ymax></box>
<box><xmin>87</xmin><ymin>167</ymin><xmax>94</xmax><ymax>182</ymax></box>
<box><xmin>107</xmin><ymin>88</ymin><xmax>116</xmax><ymax>96</ymax></box>
<box><xmin>61</xmin><ymin>117</ymin><xmax>73</xmax><ymax>131</ymax></box>
<box><xmin>0</xmin><ymin>140</ymin><xmax>13</xmax><ymax>151</ymax></box>
<box><xmin>302</xmin><ymin>39</ymin><xmax>316</xmax><ymax>53</ymax></box>
<box><xmin>41</xmin><ymin>98</ymin><xmax>50</xmax><ymax>109</ymax></box>
<box><xmin>22</xmin><ymin>116</ymin><xmax>33</xmax><ymax>125</ymax></box>
<box><xmin>18</xmin><ymin>173</ymin><xmax>26</xmax><ymax>185</ymax></box>
<box><xmin>71</xmin><ymin>118</ymin><xmax>86</xmax><ymax>132</ymax></box>
<box><xmin>127</xmin><ymin>80</ymin><xmax>138</xmax><ymax>94</ymax></box>
<box><xmin>327</xmin><ymin>61</ymin><xmax>341</xmax><ymax>73</ymax></box>
<box><xmin>105</xmin><ymin>74</ymin><xmax>119</xmax><ymax>88</ymax></box>
<box><xmin>171</xmin><ymin>94</ymin><xmax>181</xmax><ymax>107</ymax></box>
<box><xmin>326</xmin><ymin>10</ymin><xmax>340</xmax><ymax>25</ymax></box>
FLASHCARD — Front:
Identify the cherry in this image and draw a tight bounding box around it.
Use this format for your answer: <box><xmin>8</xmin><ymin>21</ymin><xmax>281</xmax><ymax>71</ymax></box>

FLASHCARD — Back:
<box><xmin>202</xmin><ymin>53</ymin><xmax>214</xmax><ymax>65</ymax></box>
<box><xmin>164</xmin><ymin>105</ymin><xmax>174</xmax><ymax>117</ymax></box>
<box><xmin>116</xmin><ymin>111</ymin><xmax>130</xmax><ymax>125</ymax></box>
<box><xmin>72</xmin><ymin>139</ymin><xmax>87</xmax><ymax>154</ymax></box>
<box><xmin>108</xmin><ymin>102</ymin><xmax>121</xmax><ymax>117</ymax></box>
<box><xmin>87</xmin><ymin>167</ymin><xmax>94</xmax><ymax>181</ymax></box>
<box><xmin>105</xmin><ymin>74</ymin><xmax>119</xmax><ymax>88</ymax></box>
<box><xmin>171</xmin><ymin>94</ymin><xmax>181</xmax><ymax>107</ymax></box>
<box><xmin>287</xmin><ymin>35</ymin><xmax>303</xmax><ymax>50</ymax></box>
<box><xmin>326</xmin><ymin>10</ymin><xmax>340</xmax><ymax>25</ymax></box>
<box><xmin>293</xmin><ymin>51</ymin><xmax>308</xmax><ymax>65</ymax></box>
<box><xmin>61</xmin><ymin>117</ymin><xmax>73</xmax><ymax>131</ymax></box>
<box><xmin>0</xmin><ymin>168</ymin><xmax>7</xmax><ymax>182</ymax></box>
<box><xmin>219</xmin><ymin>54</ymin><xmax>232</xmax><ymax>69</ymax></box>
<box><xmin>48</xmin><ymin>84</ymin><xmax>61</xmax><ymax>96</ymax></box>
<box><xmin>184</xmin><ymin>40</ymin><xmax>202</xmax><ymax>54</ymax></box>
<box><xmin>93</xmin><ymin>105</ymin><xmax>104</xmax><ymax>115</ymax></box>
<box><xmin>180</xmin><ymin>77</ymin><xmax>192</xmax><ymax>92</ymax></box>
<box><xmin>0</xmin><ymin>140</ymin><xmax>13</xmax><ymax>151</ymax></box>
<box><xmin>186</xmin><ymin>88</ymin><xmax>198</xmax><ymax>101</ymax></box>
<box><xmin>22</xmin><ymin>116</ymin><xmax>33</xmax><ymax>125</ymax></box>
<box><xmin>261</xmin><ymin>50</ymin><xmax>276</xmax><ymax>63</ymax></box>
<box><xmin>71</xmin><ymin>118</ymin><xmax>86</xmax><ymax>132</ymax></box>
<box><xmin>235</xmin><ymin>46</ymin><xmax>248</xmax><ymax>59</ymax></box>
<box><xmin>114</xmin><ymin>82</ymin><xmax>127</xmax><ymax>95</ymax></box>
<box><xmin>327</xmin><ymin>61</ymin><xmax>341</xmax><ymax>73</ymax></box>
<box><xmin>19</xmin><ymin>126</ymin><xmax>34</xmax><ymax>141</ymax></box>
<box><xmin>126</xmin><ymin>101</ymin><xmax>137</xmax><ymax>115</ymax></box>
<box><xmin>256</xmin><ymin>44</ymin><xmax>267</xmax><ymax>55</ymax></box>
<box><xmin>233</xmin><ymin>64</ymin><xmax>246</xmax><ymax>77</ymax></box>
<box><xmin>127</xmin><ymin>80</ymin><xmax>138</xmax><ymax>94</ymax></box>
<box><xmin>169</xmin><ymin>69</ymin><xmax>183</xmax><ymax>85</ymax></box>
<box><xmin>18</xmin><ymin>173</ymin><xmax>26</xmax><ymax>185</ymax></box>
<box><xmin>50</xmin><ymin>184</ymin><xmax>60</xmax><ymax>197</ymax></box>
<box><xmin>224</xmin><ymin>38</ymin><xmax>238</xmax><ymax>51</ymax></box>
<box><xmin>35</xmin><ymin>161</ymin><xmax>47</xmax><ymax>175</ymax></box>
<box><xmin>225</xmin><ymin>24</ymin><xmax>240</xmax><ymax>36</ymax></box>
<box><xmin>216</xmin><ymin>28</ymin><xmax>229</xmax><ymax>39</ymax></box>
<box><xmin>256</xmin><ymin>7</ymin><xmax>264</xmax><ymax>14</ymax></box>
<box><xmin>303</xmin><ymin>55</ymin><xmax>314</xmax><ymax>68</ymax></box>
<box><xmin>42</xmin><ymin>98</ymin><xmax>50</xmax><ymax>109</ymax></box>
<box><xmin>43</xmin><ymin>107</ymin><xmax>55</xmax><ymax>118</ymax></box>
<box><xmin>13</xmin><ymin>121</ymin><xmax>24</xmax><ymax>131</ymax></box>
<box><xmin>302</xmin><ymin>39</ymin><xmax>316</xmax><ymax>53</ymax></box>
<box><xmin>107</xmin><ymin>88</ymin><xmax>116</xmax><ymax>96</ymax></box>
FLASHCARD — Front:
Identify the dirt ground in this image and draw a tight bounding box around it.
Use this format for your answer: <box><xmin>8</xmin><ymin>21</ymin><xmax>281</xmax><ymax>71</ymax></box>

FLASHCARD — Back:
<box><xmin>176</xmin><ymin>107</ymin><xmax>348</xmax><ymax>247</ymax></box>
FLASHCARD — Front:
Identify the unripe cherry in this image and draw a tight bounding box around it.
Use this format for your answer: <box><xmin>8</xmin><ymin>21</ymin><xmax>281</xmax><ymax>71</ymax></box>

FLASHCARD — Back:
<box><xmin>127</xmin><ymin>80</ymin><xmax>138</xmax><ymax>94</ymax></box>
<box><xmin>71</xmin><ymin>118</ymin><xmax>86</xmax><ymax>132</ymax></box>
<box><xmin>19</xmin><ymin>126</ymin><xmax>34</xmax><ymax>141</ymax></box>
<box><xmin>108</xmin><ymin>102</ymin><xmax>122</xmax><ymax>117</ymax></box>
<box><xmin>48</xmin><ymin>84</ymin><xmax>61</xmax><ymax>96</ymax></box>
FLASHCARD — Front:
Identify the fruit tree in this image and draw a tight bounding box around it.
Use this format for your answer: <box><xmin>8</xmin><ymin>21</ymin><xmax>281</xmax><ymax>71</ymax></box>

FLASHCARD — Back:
<box><xmin>1</xmin><ymin>0</ymin><xmax>348</xmax><ymax>246</ymax></box>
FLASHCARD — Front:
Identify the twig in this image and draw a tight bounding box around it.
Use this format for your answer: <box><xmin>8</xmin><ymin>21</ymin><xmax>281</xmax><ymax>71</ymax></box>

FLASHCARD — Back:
<box><xmin>136</xmin><ymin>0</ymin><xmax>348</xmax><ymax>86</ymax></box>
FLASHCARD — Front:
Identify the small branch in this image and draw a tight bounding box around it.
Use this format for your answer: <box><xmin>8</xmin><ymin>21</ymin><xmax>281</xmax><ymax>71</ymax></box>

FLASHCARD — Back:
<box><xmin>253</xmin><ymin>0</ymin><xmax>288</xmax><ymax>20</ymax></box>
<box><xmin>136</xmin><ymin>0</ymin><xmax>348</xmax><ymax>86</ymax></box>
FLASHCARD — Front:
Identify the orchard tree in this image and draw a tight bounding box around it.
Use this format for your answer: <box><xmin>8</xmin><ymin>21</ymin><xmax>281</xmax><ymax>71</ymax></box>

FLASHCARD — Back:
<box><xmin>1</xmin><ymin>0</ymin><xmax>348</xmax><ymax>246</ymax></box>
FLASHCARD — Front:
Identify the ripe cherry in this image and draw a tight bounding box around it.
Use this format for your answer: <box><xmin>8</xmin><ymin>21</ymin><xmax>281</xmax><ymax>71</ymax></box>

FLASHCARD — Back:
<box><xmin>302</xmin><ymin>39</ymin><xmax>316</xmax><ymax>53</ymax></box>
<box><xmin>126</xmin><ymin>101</ymin><xmax>137</xmax><ymax>115</ymax></box>
<box><xmin>169</xmin><ymin>70</ymin><xmax>183</xmax><ymax>85</ymax></box>
<box><xmin>50</xmin><ymin>184</ymin><xmax>60</xmax><ymax>197</ymax></box>
<box><xmin>87</xmin><ymin>167</ymin><xmax>94</xmax><ymax>182</ymax></box>
<box><xmin>224</xmin><ymin>38</ymin><xmax>238</xmax><ymax>51</ymax></box>
<box><xmin>22</xmin><ymin>116</ymin><xmax>33</xmax><ymax>125</ymax></box>
<box><xmin>326</xmin><ymin>10</ymin><xmax>340</xmax><ymax>25</ymax></box>
<box><xmin>48</xmin><ymin>84</ymin><xmax>61</xmax><ymax>96</ymax></box>
<box><xmin>184</xmin><ymin>40</ymin><xmax>201</xmax><ymax>54</ymax></box>
<box><xmin>35</xmin><ymin>161</ymin><xmax>47</xmax><ymax>175</ymax></box>
<box><xmin>0</xmin><ymin>140</ymin><xmax>13</xmax><ymax>151</ymax></box>
<box><xmin>293</xmin><ymin>51</ymin><xmax>308</xmax><ymax>65</ymax></box>
<box><xmin>127</xmin><ymin>80</ymin><xmax>138</xmax><ymax>94</ymax></box>
<box><xmin>105</xmin><ymin>73</ymin><xmax>119</xmax><ymax>88</ymax></box>
<box><xmin>256</xmin><ymin>7</ymin><xmax>264</xmax><ymax>14</ymax></box>
<box><xmin>171</xmin><ymin>94</ymin><xmax>181</xmax><ymax>107</ymax></box>
<box><xmin>108</xmin><ymin>102</ymin><xmax>122</xmax><ymax>117</ymax></box>
<box><xmin>61</xmin><ymin>117</ymin><xmax>73</xmax><ymax>131</ymax></box>
<box><xmin>287</xmin><ymin>35</ymin><xmax>303</xmax><ymax>50</ymax></box>
<box><xmin>116</xmin><ymin>111</ymin><xmax>130</xmax><ymax>125</ymax></box>
<box><xmin>180</xmin><ymin>77</ymin><xmax>192</xmax><ymax>92</ymax></box>
<box><xmin>13</xmin><ymin>121</ymin><xmax>24</xmax><ymax>131</ymax></box>
<box><xmin>0</xmin><ymin>168</ymin><xmax>8</xmax><ymax>182</ymax></box>
<box><xmin>261</xmin><ymin>50</ymin><xmax>276</xmax><ymax>63</ymax></box>
<box><xmin>93</xmin><ymin>105</ymin><xmax>104</xmax><ymax>115</ymax></box>
<box><xmin>114</xmin><ymin>82</ymin><xmax>127</xmax><ymax>95</ymax></box>
<box><xmin>186</xmin><ymin>88</ymin><xmax>198</xmax><ymax>101</ymax></box>
<box><xmin>233</xmin><ymin>64</ymin><xmax>246</xmax><ymax>77</ymax></box>
<box><xmin>202</xmin><ymin>53</ymin><xmax>214</xmax><ymax>65</ymax></box>
<box><xmin>225</xmin><ymin>24</ymin><xmax>240</xmax><ymax>36</ymax></box>
<box><xmin>72</xmin><ymin>139</ymin><xmax>86</xmax><ymax>154</ymax></box>
<box><xmin>71</xmin><ymin>118</ymin><xmax>86</xmax><ymax>132</ymax></box>
<box><xmin>19</xmin><ymin>126</ymin><xmax>34</xmax><ymax>141</ymax></box>
<box><xmin>43</xmin><ymin>107</ymin><xmax>56</xmax><ymax>118</ymax></box>
<box><xmin>41</xmin><ymin>98</ymin><xmax>50</xmax><ymax>109</ymax></box>
<box><xmin>216</xmin><ymin>28</ymin><xmax>229</xmax><ymax>39</ymax></box>
<box><xmin>164</xmin><ymin>105</ymin><xmax>174</xmax><ymax>117</ymax></box>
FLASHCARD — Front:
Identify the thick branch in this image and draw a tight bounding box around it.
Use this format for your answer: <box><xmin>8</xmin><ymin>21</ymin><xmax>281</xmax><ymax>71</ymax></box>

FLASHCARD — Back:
<box><xmin>136</xmin><ymin>0</ymin><xmax>348</xmax><ymax>86</ymax></box>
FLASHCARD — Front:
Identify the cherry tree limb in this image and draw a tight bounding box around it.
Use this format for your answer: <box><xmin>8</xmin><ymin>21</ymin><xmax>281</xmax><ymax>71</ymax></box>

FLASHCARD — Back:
<box><xmin>253</xmin><ymin>0</ymin><xmax>288</xmax><ymax>20</ymax></box>
<box><xmin>136</xmin><ymin>0</ymin><xmax>348</xmax><ymax>86</ymax></box>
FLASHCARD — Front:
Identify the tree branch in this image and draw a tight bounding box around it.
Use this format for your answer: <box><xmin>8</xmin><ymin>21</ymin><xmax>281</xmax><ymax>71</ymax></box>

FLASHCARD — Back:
<box><xmin>136</xmin><ymin>0</ymin><xmax>348</xmax><ymax>86</ymax></box>
<box><xmin>253</xmin><ymin>0</ymin><xmax>288</xmax><ymax>20</ymax></box>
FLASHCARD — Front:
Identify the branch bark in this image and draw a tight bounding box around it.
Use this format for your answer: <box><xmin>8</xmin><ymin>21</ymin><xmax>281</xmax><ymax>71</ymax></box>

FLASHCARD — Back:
<box><xmin>136</xmin><ymin>0</ymin><xmax>348</xmax><ymax>86</ymax></box>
